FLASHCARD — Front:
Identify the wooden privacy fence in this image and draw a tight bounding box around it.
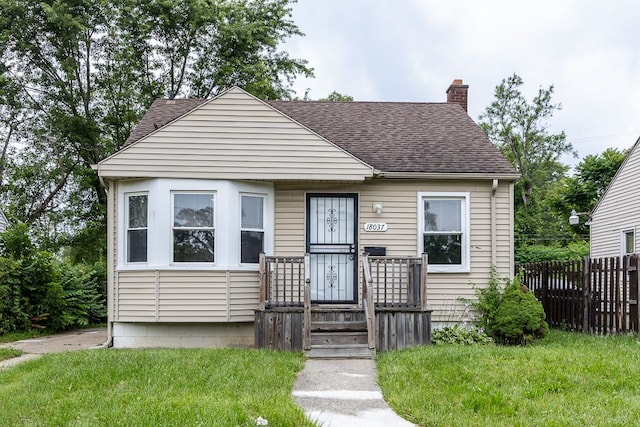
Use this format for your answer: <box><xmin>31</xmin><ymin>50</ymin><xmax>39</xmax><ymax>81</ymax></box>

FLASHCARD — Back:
<box><xmin>517</xmin><ymin>255</ymin><xmax>639</xmax><ymax>334</ymax></box>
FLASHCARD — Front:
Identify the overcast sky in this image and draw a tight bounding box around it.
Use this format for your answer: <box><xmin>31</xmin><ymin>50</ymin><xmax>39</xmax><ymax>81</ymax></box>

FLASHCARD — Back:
<box><xmin>283</xmin><ymin>0</ymin><xmax>640</xmax><ymax>168</ymax></box>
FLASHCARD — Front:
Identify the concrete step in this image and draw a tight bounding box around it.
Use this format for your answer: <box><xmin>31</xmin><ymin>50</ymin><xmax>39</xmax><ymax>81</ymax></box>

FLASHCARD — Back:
<box><xmin>305</xmin><ymin>344</ymin><xmax>375</xmax><ymax>359</ymax></box>
<box><xmin>311</xmin><ymin>331</ymin><xmax>368</xmax><ymax>346</ymax></box>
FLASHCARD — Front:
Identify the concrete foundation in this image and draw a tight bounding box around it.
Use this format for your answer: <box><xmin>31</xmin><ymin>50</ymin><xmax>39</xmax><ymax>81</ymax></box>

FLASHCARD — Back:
<box><xmin>112</xmin><ymin>322</ymin><xmax>254</xmax><ymax>348</ymax></box>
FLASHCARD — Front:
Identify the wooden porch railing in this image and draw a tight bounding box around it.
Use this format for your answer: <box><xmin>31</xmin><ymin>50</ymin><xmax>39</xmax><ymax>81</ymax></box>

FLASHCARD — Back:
<box><xmin>259</xmin><ymin>253</ymin><xmax>429</xmax><ymax>310</ymax></box>
<box><xmin>364</xmin><ymin>254</ymin><xmax>429</xmax><ymax>309</ymax></box>
<box><xmin>257</xmin><ymin>253</ymin><xmax>431</xmax><ymax>352</ymax></box>
<box><xmin>259</xmin><ymin>253</ymin><xmax>307</xmax><ymax>309</ymax></box>
<box><xmin>303</xmin><ymin>255</ymin><xmax>311</xmax><ymax>350</ymax></box>
<box><xmin>362</xmin><ymin>254</ymin><xmax>376</xmax><ymax>349</ymax></box>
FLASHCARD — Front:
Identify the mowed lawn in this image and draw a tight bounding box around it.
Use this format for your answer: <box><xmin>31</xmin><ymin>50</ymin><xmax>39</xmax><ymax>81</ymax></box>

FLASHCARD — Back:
<box><xmin>3</xmin><ymin>331</ymin><xmax>640</xmax><ymax>426</ymax></box>
<box><xmin>0</xmin><ymin>348</ymin><xmax>314</xmax><ymax>426</ymax></box>
<box><xmin>377</xmin><ymin>330</ymin><xmax>640</xmax><ymax>426</ymax></box>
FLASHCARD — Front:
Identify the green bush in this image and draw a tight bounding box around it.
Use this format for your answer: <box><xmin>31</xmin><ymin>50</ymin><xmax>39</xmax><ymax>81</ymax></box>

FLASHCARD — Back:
<box><xmin>471</xmin><ymin>269</ymin><xmax>503</xmax><ymax>336</ymax></box>
<box><xmin>0</xmin><ymin>223</ymin><xmax>106</xmax><ymax>334</ymax></box>
<box><xmin>516</xmin><ymin>241</ymin><xmax>589</xmax><ymax>263</ymax></box>
<box><xmin>492</xmin><ymin>277</ymin><xmax>549</xmax><ymax>345</ymax></box>
<box><xmin>432</xmin><ymin>325</ymin><xmax>494</xmax><ymax>345</ymax></box>
<box><xmin>470</xmin><ymin>271</ymin><xmax>548</xmax><ymax>345</ymax></box>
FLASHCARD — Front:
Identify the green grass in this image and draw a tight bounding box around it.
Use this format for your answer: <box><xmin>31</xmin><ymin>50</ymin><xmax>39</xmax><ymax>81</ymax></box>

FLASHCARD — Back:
<box><xmin>0</xmin><ymin>348</ymin><xmax>314</xmax><ymax>426</ymax></box>
<box><xmin>0</xmin><ymin>348</ymin><xmax>23</xmax><ymax>361</ymax></box>
<box><xmin>377</xmin><ymin>329</ymin><xmax>640</xmax><ymax>426</ymax></box>
<box><xmin>0</xmin><ymin>329</ymin><xmax>45</xmax><ymax>344</ymax></box>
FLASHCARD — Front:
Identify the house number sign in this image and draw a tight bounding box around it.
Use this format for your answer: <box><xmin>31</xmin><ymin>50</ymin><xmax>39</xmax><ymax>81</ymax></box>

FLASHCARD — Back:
<box><xmin>364</xmin><ymin>223</ymin><xmax>388</xmax><ymax>232</ymax></box>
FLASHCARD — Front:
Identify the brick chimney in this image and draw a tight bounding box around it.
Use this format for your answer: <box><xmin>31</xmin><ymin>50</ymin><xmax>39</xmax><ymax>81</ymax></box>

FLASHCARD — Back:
<box><xmin>446</xmin><ymin>79</ymin><xmax>469</xmax><ymax>112</ymax></box>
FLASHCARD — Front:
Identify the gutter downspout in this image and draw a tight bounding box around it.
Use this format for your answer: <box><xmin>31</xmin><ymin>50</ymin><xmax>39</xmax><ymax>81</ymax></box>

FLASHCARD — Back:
<box><xmin>491</xmin><ymin>179</ymin><xmax>498</xmax><ymax>267</ymax></box>
<box><xmin>102</xmin><ymin>176</ymin><xmax>114</xmax><ymax>348</ymax></box>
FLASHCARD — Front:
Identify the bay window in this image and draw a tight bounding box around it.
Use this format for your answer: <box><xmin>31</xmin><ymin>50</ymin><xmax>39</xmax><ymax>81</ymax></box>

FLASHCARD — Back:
<box><xmin>118</xmin><ymin>179</ymin><xmax>272</xmax><ymax>269</ymax></box>
<box><xmin>173</xmin><ymin>193</ymin><xmax>215</xmax><ymax>263</ymax></box>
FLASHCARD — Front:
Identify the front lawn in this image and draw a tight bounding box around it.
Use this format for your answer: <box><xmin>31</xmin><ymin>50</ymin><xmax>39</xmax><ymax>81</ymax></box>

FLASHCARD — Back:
<box><xmin>377</xmin><ymin>329</ymin><xmax>640</xmax><ymax>426</ymax></box>
<box><xmin>0</xmin><ymin>348</ymin><xmax>313</xmax><ymax>426</ymax></box>
<box><xmin>0</xmin><ymin>348</ymin><xmax>23</xmax><ymax>361</ymax></box>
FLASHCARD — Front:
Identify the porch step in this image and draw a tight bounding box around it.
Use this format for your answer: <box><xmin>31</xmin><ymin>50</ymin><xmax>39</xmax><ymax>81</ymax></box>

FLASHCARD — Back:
<box><xmin>311</xmin><ymin>331</ymin><xmax>368</xmax><ymax>346</ymax></box>
<box><xmin>311</xmin><ymin>320</ymin><xmax>367</xmax><ymax>332</ymax></box>
<box><xmin>304</xmin><ymin>344</ymin><xmax>375</xmax><ymax>359</ymax></box>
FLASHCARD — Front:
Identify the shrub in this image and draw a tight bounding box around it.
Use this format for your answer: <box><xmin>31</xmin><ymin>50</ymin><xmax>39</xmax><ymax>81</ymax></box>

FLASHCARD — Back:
<box><xmin>470</xmin><ymin>271</ymin><xmax>548</xmax><ymax>345</ymax></box>
<box><xmin>471</xmin><ymin>269</ymin><xmax>503</xmax><ymax>337</ymax></box>
<box><xmin>492</xmin><ymin>277</ymin><xmax>549</xmax><ymax>345</ymax></box>
<box><xmin>432</xmin><ymin>325</ymin><xmax>494</xmax><ymax>345</ymax></box>
<box><xmin>516</xmin><ymin>241</ymin><xmax>589</xmax><ymax>263</ymax></box>
<box><xmin>0</xmin><ymin>224</ymin><xmax>107</xmax><ymax>334</ymax></box>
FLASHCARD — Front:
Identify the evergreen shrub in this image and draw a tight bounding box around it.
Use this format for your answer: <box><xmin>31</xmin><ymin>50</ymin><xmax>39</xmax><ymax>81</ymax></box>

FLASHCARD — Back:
<box><xmin>470</xmin><ymin>270</ymin><xmax>548</xmax><ymax>345</ymax></box>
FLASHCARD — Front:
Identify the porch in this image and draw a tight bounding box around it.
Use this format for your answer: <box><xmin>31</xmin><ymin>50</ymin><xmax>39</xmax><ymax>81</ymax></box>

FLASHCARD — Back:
<box><xmin>254</xmin><ymin>253</ymin><xmax>432</xmax><ymax>356</ymax></box>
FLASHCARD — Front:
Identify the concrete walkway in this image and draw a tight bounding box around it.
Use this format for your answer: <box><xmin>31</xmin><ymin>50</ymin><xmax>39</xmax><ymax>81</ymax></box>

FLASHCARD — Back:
<box><xmin>293</xmin><ymin>359</ymin><xmax>415</xmax><ymax>426</ymax></box>
<box><xmin>0</xmin><ymin>328</ymin><xmax>108</xmax><ymax>368</ymax></box>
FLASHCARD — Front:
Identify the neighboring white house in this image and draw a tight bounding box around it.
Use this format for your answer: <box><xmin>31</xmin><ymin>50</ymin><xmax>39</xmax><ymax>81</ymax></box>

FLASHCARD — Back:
<box><xmin>590</xmin><ymin>137</ymin><xmax>640</xmax><ymax>258</ymax></box>
<box><xmin>96</xmin><ymin>81</ymin><xmax>519</xmax><ymax>349</ymax></box>
<box><xmin>0</xmin><ymin>208</ymin><xmax>8</xmax><ymax>232</ymax></box>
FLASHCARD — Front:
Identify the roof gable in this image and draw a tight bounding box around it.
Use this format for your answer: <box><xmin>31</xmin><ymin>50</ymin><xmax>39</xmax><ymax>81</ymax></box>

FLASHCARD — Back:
<box><xmin>98</xmin><ymin>87</ymin><xmax>374</xmax><ymax>181</ymax></box>
<box><xmin>103</xmin><ymin>86</ymin><xmax>517</xmax><ymax>179</ymax></box>
<box><xmin>591</xmin><ymin>136</ymin><xmax>640</xmax><ymax>220</ymax></box>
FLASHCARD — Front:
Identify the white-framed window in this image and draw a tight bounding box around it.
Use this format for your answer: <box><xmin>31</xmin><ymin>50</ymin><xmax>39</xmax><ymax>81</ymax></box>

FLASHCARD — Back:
<box><xmin>418</xmin><ymin>192</ymin><xmax>470</xmax><ymax>273</ymax></box>
<box><xmin>622</xmin><ymin>229</ymin><xmax>635</xmax><ymax>256</ymax></box>
<box><xmin>172</xmin><ymin>192</ymin><xmax>215</xmax><ymax>263</ymax></box>
<box><xmin>118</xmin><ymin>179</ymin><xmax>273</xmax><ymax>270</ymax></box>
<box><xmin>240</xmin><ymin>194</ymin><xmax>265</xmax><ymax>264</ymax></box>
<box><xmin>126</xmin><ymin>193</ymin><xmax>148</xmax><ymax>263</ymax></box>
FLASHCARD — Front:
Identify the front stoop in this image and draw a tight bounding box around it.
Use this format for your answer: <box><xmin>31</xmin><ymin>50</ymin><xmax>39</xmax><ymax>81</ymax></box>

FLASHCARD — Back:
<box><xmin>304</xmin><ymin>309</ymin><xmax>375</xmax><ymax>359</ymax></box>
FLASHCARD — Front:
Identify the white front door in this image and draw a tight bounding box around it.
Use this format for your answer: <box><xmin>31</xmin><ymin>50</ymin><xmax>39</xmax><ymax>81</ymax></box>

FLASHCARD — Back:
<box><xmin>307</xmin><ymin>194</ymin><xmax>358</xmax><ymax>303</ymax></box>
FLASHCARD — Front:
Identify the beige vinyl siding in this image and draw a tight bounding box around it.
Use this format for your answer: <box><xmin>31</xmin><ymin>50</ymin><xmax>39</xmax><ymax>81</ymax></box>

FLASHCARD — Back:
<box><xmin>116</xmin><ymin>271</ymin><xmax>156</xmax><ymax>321</ymax></box>
<box><xmin>274</xmin><ymin>179</ymin><xmax>513</xmax><ymax>322</ymax></box>
<box><xmin>591</xmin><ymin>141</ymin><xmax>640</xmax><ymax>258</ymax></box>
<box><xmin>229</xmin><ymin>271</ymin><xmax>261</xmax><ymax>321</ymax></box>
<box><xmin>98</xmin><ymin>88</ymin><xmax>372</xmax><ymax>181</ymax></box>
<box><xmin>157</xmin><ymin>271</ymin><xmax>228</xmax><ymax>322</ymax></box>
<box><xmin>115</xmin><ymin>270</ymin><xmax>259</xmax><ymax>323</ymax></box>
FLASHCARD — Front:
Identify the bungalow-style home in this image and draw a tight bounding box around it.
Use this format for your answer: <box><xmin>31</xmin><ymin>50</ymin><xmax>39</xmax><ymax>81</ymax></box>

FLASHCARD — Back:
<box><xmin>0</xmin><ymin>207</ymin><xmax>8</xmax><ymax>232</ymax></box>
<box><xmin>96</xmin><ymin>80</ymin><xmax>518</xmax><ymax>353</ymax></box>
<box><xmin>589</xmin><ymin>137</ymin><xmax>639</xmax><ymax>258</ymax></box>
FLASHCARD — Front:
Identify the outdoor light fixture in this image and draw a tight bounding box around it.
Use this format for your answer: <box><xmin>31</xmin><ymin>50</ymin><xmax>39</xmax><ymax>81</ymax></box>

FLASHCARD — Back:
<box><xmin>372</xmin><ymin>203</ymin><xmax>384</xmax><ymax>215</ymax></box>
<box><xmin>569</xmin><ymin>209</ymin><xmax>589</xmax><ymax>225</ymax></box>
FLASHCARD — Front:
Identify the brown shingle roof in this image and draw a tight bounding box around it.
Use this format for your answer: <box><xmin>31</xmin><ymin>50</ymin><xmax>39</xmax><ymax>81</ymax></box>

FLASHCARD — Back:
<box><xmin>124</xmin><ymin>98</ymin><xmax>208</xmax><ymax>145</ymax></box>
<box><xmin>124</xmin><ymin>94</ymin><xmax>516</xmax><ymax>176</ymax></box>
<box><xmin>266</xmin><ymin>100</ymin><xmax>516</xmax><ymax>175</ymax></box>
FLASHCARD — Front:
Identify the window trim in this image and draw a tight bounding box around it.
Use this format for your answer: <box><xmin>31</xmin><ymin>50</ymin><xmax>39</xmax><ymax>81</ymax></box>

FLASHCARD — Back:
<box><xmin>171</xmin><ymin>191</ymin><xmax>216</xmax><ymax>264</ymax></box>
<box><xmin>125</xmin><ymin>192</ymin><xmax>148</xmax><ymax>264</ymax></box>
<box><xmin>117</xmin><ymin>179</ymin><xmax>274</xmax><ymax>271</ymax></box>
<box><xmin>417</xmin><ymin>192</ymin><xmax>470</xmax><ymax>273</ymax></box>
<box><xmin>622</xmin><ymin>228</ymin><xmax>636</xmax><ymax>256</ymax></box>
<box><xmin>240</xmin><ymin>193</ymin><xmax>266</xmax><ymax>265</ymax></box>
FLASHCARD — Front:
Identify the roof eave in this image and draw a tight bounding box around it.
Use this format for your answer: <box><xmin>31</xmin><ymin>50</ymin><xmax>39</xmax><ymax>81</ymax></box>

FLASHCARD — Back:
<box><xmin>374</xmin><ymin>171</ymin><xmax>520</xmax><ymax>181</ymax></box>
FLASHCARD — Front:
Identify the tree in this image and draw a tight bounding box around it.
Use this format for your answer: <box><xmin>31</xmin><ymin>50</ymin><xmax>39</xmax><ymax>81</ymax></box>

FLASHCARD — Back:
<box><xmin>320</xmin><ymin>91</ymin><xmax>353</xmax><ymax>101</ymax></box>
<box><xmin>549</xmin><ymin>147</ymin><xmax>628</xmax><ymax>239</ymax></box>
<box><xmin>0</xmin><ymin>0</ymin><xmax>312</xmax><ymax>250</ymax></box>
<box><xmin>479</xmin><ymin>74</ymin><xmax>575</xmax><ymax>207</ymax></box>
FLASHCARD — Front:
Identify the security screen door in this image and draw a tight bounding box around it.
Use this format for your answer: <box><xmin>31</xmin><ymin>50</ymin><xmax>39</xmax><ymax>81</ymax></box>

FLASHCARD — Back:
<box><xmin>306</xmin><ymin>194</ymin><xmax>357</xmax><ymax>303</ymax></box>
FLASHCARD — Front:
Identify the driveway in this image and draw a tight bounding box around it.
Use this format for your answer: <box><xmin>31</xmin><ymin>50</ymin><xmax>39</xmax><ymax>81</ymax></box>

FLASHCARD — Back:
<box><xmin>0</xmin><ymin>327</ymin><xmax>108</xmax><ymax>368</ymax></box>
